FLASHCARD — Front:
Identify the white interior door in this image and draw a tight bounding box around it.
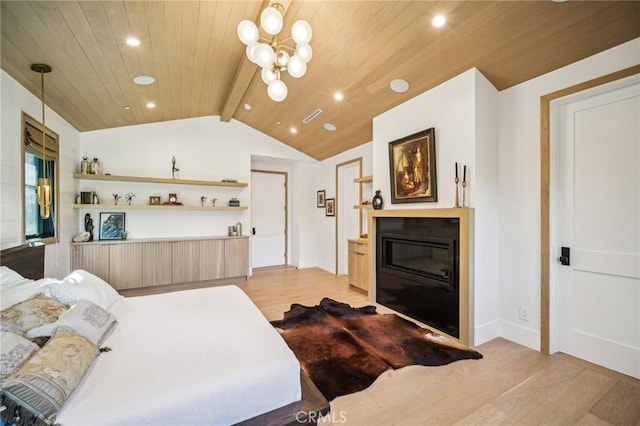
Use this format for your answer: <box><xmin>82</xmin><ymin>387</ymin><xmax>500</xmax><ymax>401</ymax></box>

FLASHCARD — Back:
<box><xmin>554</xmin><ymin>79</ymin><xmax>639</xmax><ymax>378</ymax></box>
<box><xmin>337</xmin><ymin>162</ymin><xmax>360</xmax><ymax>275</ymax></box>
<box><xmin>251</xmin><ymin>171</ymin><xmax>286</xmax><ymax>268</ymax></box>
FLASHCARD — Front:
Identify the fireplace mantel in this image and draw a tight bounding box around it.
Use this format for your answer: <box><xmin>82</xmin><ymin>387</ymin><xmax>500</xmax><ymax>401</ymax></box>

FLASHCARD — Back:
<box><xmin>368</xmin><ymin>208</ymin><xmax>474</xmax><ymax>345</ymax></box>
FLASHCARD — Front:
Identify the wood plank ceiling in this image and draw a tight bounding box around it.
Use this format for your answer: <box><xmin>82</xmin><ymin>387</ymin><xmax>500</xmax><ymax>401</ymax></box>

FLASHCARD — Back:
<box><xmin>2</xmin><ymin>1</ymin><xmax>639</xmax><ymax>160</ymax></box>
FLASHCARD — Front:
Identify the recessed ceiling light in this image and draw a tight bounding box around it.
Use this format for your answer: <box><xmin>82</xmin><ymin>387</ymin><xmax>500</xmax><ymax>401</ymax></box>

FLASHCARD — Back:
<box><xmin>333</xmin><ymin>92</ymin><xmax>344</xmax><ymax>101</ymax></box>
<box><xmin>126</xmin><ymin>37</ymin><xmax>141</xmax><ymax>47</ymax></box>
<box><xmin>276</xmin><ymin>120</ymin><xmax>281</xmax><ymax>125</ymax></box>
<box><xmin>390</xmin><ymin>79</ymin><xmax>409</xmax><ymax>93</ymax></box>
<box><xmin>146</xmin><ymin>102</ymin><xmax>156</xmax><ymax>109</ymax></box>
<box><xmin>134</xmin><ymin>75</ymin><xmax>155</xmax><ymax>85</ymax></box>
<box><xmin>243</xmin><ymin>103</ymin><xmax>252</xmax><ymax>111</ymax></box>
<box><xmin>431</xmin><ymin>15</ymin><xmax>446</xmax><ymax>28</ymax></box>
<box><xmin>323</xmin><ymin>123</ymin><xmax>337</xmax><ymax>132</ymax></box>
<box><xmin>290</xmin><ymin>127</ymin><xmax>297</xmax><ymax>134</ymax></box>
<box><xmin>123</xmin><ymin>106</ymin><xmax>131</xmax><ymax>110</ymax></box>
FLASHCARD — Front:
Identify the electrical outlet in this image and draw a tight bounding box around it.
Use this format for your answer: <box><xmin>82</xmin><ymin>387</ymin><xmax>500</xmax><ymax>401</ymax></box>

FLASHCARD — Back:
<box><xmin>519</xmin><ymin>306</ymin><xmax>530</xmax><ymax>321</ymax></box>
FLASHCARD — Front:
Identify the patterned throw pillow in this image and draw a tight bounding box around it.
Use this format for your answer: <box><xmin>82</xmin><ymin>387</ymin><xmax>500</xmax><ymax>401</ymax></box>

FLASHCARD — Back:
<box><xmin>0</xmin><ymin>330</ymin><xmax>99</xmax><ymax>423</ymax></box>
<box><xmin>0</xmin><ymin>331</ymin><xmax>39</xmax><ymax>379</ymax></box>
<box><xmin>0</xmin><ymin>294</ymin><xmax>68</xmax><ymax>335</ymax></box>
<box><xmin>27</xmin><ymin>300</ymin><xmax>118</xmax><ymax>346</ymax></box>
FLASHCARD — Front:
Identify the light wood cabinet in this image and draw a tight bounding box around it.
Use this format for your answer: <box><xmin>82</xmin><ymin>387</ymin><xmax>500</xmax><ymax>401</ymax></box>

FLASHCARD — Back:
<box><xmin>142</xmin><ymin>242</ymin><xmax>172</xmax><ymax>287</ymax></box>
<box><xmin>225</xmin><ymin>238</ymin><xmax>249</xmax><ymax>278</ymax></box>
<box><xmin>348</xmin><ymin>239</ymin><xmax>369</xmax><ymax>293</ymax></box>
<box><xmin>171</xmin><ymin>241</ymin><xmax>201</xmax><ymax>284</ymax></box>
<box><xmin>71</xmin><ymin>236</ymin><xmax>248</xmax><ymax>291</ymax></box>
<box><xmin>71</xmin><ymin>244</ymin><xmax>110</xmax><ymax>283</ymax></box>
<box><xmin>199</xmin><ymin>239</ymin><xmax>225</xmax><ymax>281</ymax></box>
<box><xmin>109</xmin><ymin>243</ymin><xmax>143</xmax><ymax>290</ymax></box>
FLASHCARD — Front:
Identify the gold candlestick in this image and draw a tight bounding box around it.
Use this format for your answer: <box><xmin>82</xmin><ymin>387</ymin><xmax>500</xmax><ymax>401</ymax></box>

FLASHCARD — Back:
<box><xmin>454</xmin><ymin>177</ymin><xmax>460</xmax><ymax>208</ymax></box>
<box><xmin>462</xmin><ymin>180</ymin><xmax>467</xmax><ymax>207</ymax></box>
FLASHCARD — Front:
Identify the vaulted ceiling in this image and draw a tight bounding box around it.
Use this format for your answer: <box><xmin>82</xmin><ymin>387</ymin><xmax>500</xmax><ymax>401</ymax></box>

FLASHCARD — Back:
<box><xmin>2</xmin><ymin>1</ymin><xmax>639</xmax><ymax>160</ymax></box>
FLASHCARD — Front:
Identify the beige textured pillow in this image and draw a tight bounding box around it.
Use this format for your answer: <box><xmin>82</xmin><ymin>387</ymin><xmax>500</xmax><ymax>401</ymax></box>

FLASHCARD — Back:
<box><xmin>0</xmin><ymin>294</ymin><xmax>68</xmax><ymax>336</ymax></box>
<box><xmin>0</xmin><ymin>330</ymin><xmax>99</xmax><ymax>422</ymax></box>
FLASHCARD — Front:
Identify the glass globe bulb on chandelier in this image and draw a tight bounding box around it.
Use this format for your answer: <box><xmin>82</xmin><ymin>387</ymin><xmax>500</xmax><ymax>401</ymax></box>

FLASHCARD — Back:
<box><xmin>237</xmin><ymin>3</ymin><xmax>312</xmax><ymax>102</ymax></box>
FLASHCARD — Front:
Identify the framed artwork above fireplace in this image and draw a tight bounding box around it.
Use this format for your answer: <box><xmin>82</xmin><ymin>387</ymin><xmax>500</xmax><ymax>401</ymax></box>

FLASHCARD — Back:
<box><xmin>388</xmin><ymin>128</ymin><xmax>437</xmax><ymax>204</ymax></box>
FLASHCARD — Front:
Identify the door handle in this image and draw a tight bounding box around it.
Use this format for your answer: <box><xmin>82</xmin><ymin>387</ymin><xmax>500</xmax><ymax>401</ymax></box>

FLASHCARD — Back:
<box><xmin>558</xmin><ymin>246</ymin><xmax>570</xmax><ymax>266</ymax></box>
<box><xmin>252</xmin><ymin>227</ymin><xmax>256</xmax><ymax>235</ymax></box>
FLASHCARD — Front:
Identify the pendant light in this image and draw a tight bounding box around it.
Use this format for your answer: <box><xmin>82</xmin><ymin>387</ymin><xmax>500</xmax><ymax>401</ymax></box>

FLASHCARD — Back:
<box><xmin>31</xmin><ymin>63</ymin><xmax>52</xmax><ymax>219</ymax></box>
<box><xmin>237</xmin><ymin>3</ymin><xmax>312</xmax><ymax>102</ymax></box>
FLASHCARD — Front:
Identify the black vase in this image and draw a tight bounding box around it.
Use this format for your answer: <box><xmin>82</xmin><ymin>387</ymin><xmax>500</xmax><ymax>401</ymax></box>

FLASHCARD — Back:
<box><xmin>372</xmin><ymin>190</ymin><xmax>383</xmax><ymax>210</ymax></box>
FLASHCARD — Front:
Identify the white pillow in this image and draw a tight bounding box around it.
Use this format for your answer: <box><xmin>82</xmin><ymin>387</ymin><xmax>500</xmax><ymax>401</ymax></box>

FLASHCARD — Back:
<box><xmin>27</xmin><ymin>300</ymin><xmax>118</xmax><ymax>346</ymax></box>
<box><xmin>0</xmin><ymin>266</ymin><xmax>26</xmax><ymax>289</ymax></box>
<box><xmin>41</xmin><ymin>270</ymin><xmax>123</xmax><ymax>310</ymax></box>
<box><xmin>0</xmin><ymin>278</ymin><xmax>59</xmax><ymax>311</ymax></box>
<box><xmin>0</xmin><ymin>331</ymin><xmax>40</xmax><ymax>379</ymax></box>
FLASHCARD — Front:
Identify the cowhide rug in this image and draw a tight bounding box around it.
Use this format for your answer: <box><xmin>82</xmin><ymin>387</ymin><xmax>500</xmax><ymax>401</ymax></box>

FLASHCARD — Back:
<box><xmin>271</xmin><ymin>298</ymin><xmax>483</xmax><ymax>401</ymax></box>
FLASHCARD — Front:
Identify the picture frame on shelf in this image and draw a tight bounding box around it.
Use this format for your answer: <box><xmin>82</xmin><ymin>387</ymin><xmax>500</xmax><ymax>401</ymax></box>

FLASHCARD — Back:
<box><xmin>168</xmin><ymin>193</ymin><xmax>178</xmax><ymax>204</ymax></box>
<box><xmin>99</xmin><ymin>212</ymin><xmax>126</xmax><ymax>240</ymax></box>
<box><xmin>388</xmin><ymin>127</ymin><xmax>437</xmax><ymax>204</ymax></box>
<box><xmin>149</xmin><ymin>196</ymin><xmax>161</xmax><ymax>205</ymax></box>
<box><xmin>317</xmin><ymin>190</ymin><xmax>326</xmax><ymax>208</ymax></box>
<box><xmin>325</xmin><ymin>198</ymin><xmax>335</xmax><ymax>217</ymax></box>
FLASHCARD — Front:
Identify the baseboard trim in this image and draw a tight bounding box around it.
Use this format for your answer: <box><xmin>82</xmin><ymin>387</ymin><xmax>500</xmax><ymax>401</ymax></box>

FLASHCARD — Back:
<box><xmin>474</xmin><ymin>319</ymin><xmax>500</xmax><ymax>346</ymax></box>
<box><xmin>500</xmin><ymin>320</ymin><xmax>540</xmax><ymax>351</ymax></box>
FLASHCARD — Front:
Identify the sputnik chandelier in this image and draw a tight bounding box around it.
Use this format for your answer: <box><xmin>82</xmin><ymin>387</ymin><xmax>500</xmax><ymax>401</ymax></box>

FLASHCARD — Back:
<box><xmin>237</xmin><ymin>3</ymin><xmax>312</xmax><ymax>102</ymax></box>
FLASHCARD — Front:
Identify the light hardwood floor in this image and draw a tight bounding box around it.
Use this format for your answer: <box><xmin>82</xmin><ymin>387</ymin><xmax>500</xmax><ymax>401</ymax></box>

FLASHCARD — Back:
<box><xmin>132</xmin><ymin>266</ymin><xmax>640</xmax><ymax>425</ymax></box>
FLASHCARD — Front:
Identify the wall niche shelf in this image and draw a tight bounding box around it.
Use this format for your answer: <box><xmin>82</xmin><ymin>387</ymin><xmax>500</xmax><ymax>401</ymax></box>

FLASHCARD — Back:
<box><xmin>353</xmin><ymin>204</ymin><xmax>373</xmax><ymax>210</ymax></box>
<box><xmin>353</xmin><ymin>175</ymin><xmax>373</xmax><ymax>184</ymax></box>
<box><xmin>72</xmin><ymin>204</ymin><xmax>247</xmax><ymax>211</ymax></box>
<box><xmin>73</xmin><ymin>173</ymin><xmax>248</xmax><ymax>188</ymax></box>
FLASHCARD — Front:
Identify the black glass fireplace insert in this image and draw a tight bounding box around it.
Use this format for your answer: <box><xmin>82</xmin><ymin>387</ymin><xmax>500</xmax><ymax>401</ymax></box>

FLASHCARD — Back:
<box><xmin>376</xmin><ymin>217</ymin><xmax>460</xmax><ymax>337</ymax></box>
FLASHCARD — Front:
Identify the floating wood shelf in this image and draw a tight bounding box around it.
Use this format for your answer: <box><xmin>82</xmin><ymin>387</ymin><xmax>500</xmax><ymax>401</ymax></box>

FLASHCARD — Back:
<box><xmin>353</xmin><ymin>204</ymin><xmax>373</xmax><ymax>210</ymax></box>
<box><xmin>73</xmin><ymin>173</ymin><xmax>248</xmax><ymax>187</ymax></box>
<box><xmin>353</xmin><ymin>175</ymin><xmax>373</xmax><ymax>183</ymax></box>
<box><xmin>72</xmin><ymin>204</ymin><xmax>247</xmax><ymax>211</ymax></box>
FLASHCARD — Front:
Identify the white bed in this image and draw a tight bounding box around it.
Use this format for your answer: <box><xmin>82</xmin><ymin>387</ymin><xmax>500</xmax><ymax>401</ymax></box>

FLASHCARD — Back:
<box><xmin>0</xmin><ymin>249</ymin><xmax>304</xmax><ymax>426</ymax></box>
<box><xmin>58</xmin><ymin>285</ymin><xmax>301</xmax><ymax>425</ymax></box>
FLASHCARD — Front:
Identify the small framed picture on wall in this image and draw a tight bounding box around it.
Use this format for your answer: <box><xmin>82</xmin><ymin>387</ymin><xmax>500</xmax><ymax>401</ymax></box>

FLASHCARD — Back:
<box><xmin>317</xmin><ymin>190</ymin><xmax>326</xmax><ymax>208</ymax></box>
<box><xmin>325</xmin><ymin>198</ymin><xmax>335</xmax><ymax>217</ymax></box>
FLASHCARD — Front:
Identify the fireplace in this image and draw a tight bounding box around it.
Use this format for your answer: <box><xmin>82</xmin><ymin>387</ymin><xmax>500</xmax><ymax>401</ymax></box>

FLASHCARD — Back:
<box><xmin>376</xmin><ymin>217</ymin><xmax>460</xmax><ymax>337</ymax></box>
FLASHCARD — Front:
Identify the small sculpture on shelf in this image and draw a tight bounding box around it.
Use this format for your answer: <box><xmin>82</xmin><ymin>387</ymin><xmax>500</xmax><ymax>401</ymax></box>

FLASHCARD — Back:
<box><xmin>200</xmin><ymin>196</ymin><xmax>207</xmax><ymax>206</ymax></box>
<box><xmin>84</xmin><ymin>213</ymin><xmax>94</xmax><ymax>241</ymax></box>
<box><xmin>113</xmin><ymin>193</ymin><xmax>121</xmax><ymax>205</ymax></box>
<box><xmin>172</xmin><ymin>156</ymin><xmax>180</xmax><ymax>179</ymax></box>
<box><xmin>211</xmin><ymin>198</ymin><xmax>218</xmax><ymax>207</ymax></box>
<box><xmin>125</xmin><ymin>193</ymin><xmax>135</xmax><ymax>205</ymax></box>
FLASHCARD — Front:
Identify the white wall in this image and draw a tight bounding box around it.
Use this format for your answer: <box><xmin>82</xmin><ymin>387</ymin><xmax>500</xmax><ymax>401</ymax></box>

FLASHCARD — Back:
<box><xmin>79</xmin><ymin>117</ymin><xmax>315</xmax><ymax>251</ymax></box>
<box><xmin>1</xmin><ymin>70</ymin><xmax>80</xmax><ymax>278</ymax></box>
<box><xmin>498</xmin><ymin>38</ymin><xmax>640</xmax><ymax>350</ymax></box>
<box><xmin>371</xmin><ymin>68</ymin><xmax>500</xmax><ymax>345</ymax></box>
<box><xmin>315</xmin><ymin>142</ymin><xmax>373</xmax><ymax>273</ymax></box>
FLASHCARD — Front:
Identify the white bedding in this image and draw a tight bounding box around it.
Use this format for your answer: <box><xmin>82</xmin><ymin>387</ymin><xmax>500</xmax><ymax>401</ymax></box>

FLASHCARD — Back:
<box><xmin>55</xmin><ymin>285</ymin><xmax>301</xmax><ymax>426</ymax></box>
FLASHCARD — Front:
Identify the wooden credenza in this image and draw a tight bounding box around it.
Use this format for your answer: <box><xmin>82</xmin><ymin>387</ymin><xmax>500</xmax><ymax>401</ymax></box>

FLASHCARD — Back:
<box><xmin>71</xmin><ymin>236</ymin><xmax>249</xmax><ymax>291</ymax></box>
<box><xmin>348</xmin><ymin>239</ymin><xmax>369</xmax><ymax>293</ymax></box>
